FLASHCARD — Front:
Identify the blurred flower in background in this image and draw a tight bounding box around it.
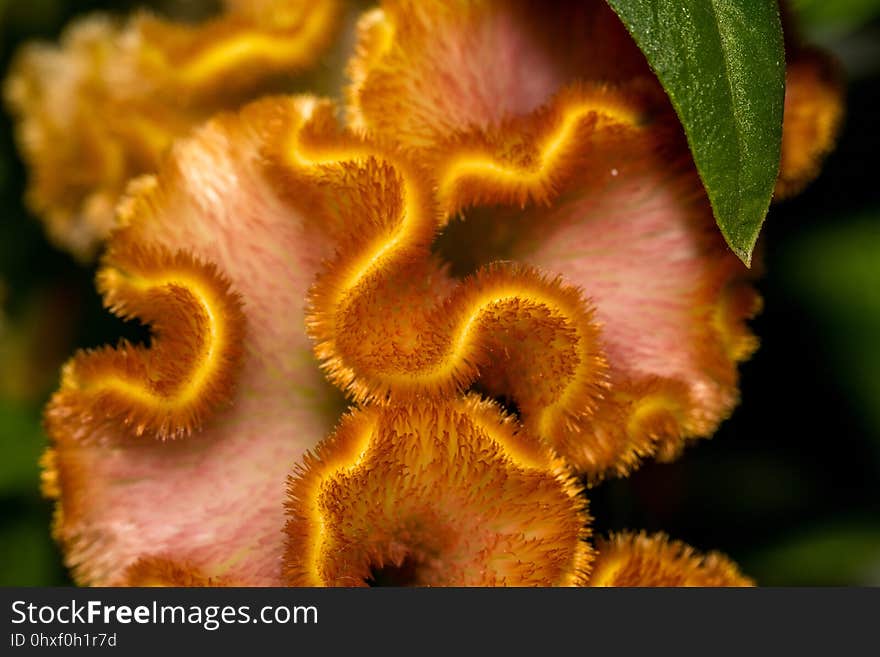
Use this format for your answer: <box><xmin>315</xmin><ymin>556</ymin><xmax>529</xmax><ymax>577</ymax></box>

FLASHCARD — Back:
<box><xmin>0</xmin><ymin>0</ymin><xmax>878</xmax><ymax>586</ymax></box>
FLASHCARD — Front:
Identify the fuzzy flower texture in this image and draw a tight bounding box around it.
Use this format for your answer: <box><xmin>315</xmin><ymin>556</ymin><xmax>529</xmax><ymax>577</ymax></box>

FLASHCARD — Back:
<box><xmin>5</xmin><ymin>0</ymin><xmax>843</xmax><ymax>586</ymax></box>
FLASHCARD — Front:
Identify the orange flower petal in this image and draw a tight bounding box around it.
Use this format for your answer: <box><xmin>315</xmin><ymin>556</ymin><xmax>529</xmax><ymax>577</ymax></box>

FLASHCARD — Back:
<box><xmin>3</xmin><ymin>0</ymin><xmax>340</xmax><ymax>260</ymax></box>
<box><xmin>588</xmin><ymin>532</ymin><xmax>754</xmax><ymax>587</ymax></box>
<box><xmin>285</xmin><ymin>397</ymin><xmax>592</xmax><ymax>586</ymax></box>
<box><xmin>42</xmin><ymin>97</ymin><xmax>345</xmax><ymax>585</ymax></box>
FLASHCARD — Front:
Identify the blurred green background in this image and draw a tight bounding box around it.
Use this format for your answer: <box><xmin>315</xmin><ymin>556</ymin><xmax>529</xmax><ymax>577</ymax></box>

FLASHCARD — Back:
<box><xmin>1</xmin><ymin>0</ymin><xmax>878</xmax><ymax>586</ymax></box>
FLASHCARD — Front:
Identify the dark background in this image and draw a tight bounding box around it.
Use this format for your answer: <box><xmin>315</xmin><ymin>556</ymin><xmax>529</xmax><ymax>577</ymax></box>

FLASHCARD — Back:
<box><xmin>1</xmin><ymin>0</ymin><xmax>878</xmax><ymax>586</ymax></box>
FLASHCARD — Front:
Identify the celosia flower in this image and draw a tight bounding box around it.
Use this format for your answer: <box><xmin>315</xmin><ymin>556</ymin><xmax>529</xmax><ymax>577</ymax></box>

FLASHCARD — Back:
<box><xmin>17</xmin><ymin>0</ymin><xmax>843</xmax><ymax>586</ymax></box>
<box><xmin>4</xmin><ymin>0</ymin><xmax>340</xmax><ymax>261</ymax></box>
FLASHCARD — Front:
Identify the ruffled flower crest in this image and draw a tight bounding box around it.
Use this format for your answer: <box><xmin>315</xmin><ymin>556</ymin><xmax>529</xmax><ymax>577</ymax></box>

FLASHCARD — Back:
<box><xmin>341</xmin><ymin>0</ymin><xmax>844</xmax><ymax>477</ymax></box>
<box><xmin>16</xmin><ymin>0</ymin><xmax>844</xmax><ymax>587</ymax></box>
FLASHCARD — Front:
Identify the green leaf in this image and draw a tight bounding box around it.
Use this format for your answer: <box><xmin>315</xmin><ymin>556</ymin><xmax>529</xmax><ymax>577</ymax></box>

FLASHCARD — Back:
<box><xmin>605</xmin><ymin>0</ymin><xmax>785</xmax><ymax>266</ymax></box>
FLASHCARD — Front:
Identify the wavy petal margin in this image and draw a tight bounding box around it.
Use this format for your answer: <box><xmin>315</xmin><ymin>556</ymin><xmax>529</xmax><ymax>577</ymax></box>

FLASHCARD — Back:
<box><xmin>450</xmin><ymin>87</ymin><xmax>761</xmax><ymax>477</ymax></box>
<box><xmin>285</xmin><ymin>397</ymin><xmax>591</xmax><ymax>586</ymax></box>
<box><xmin>47</xmin><ymin>242</ymin><xmax>245</xmax><ymax>441</ymax></box>
<box><xmin>416</xmin><ymin>82</ymin><xmax>758</xmax><ymax>478</ymax></box>
<box><xmin>263</xmin><ymin>98</ymin><xmax>613</xmax><ymax>470</ymax></box>
<box><xmin>3</xmin><ymin>0</ymin><xmax>340</xmax><ymax>260</ymax></box>
<box><xmin>42</xmin><ymin>97</ymin><xmax>344</xmax><ymax>585</ymax></box>
<box><xmin>588</xmin><ymin>532</ymin><xmax>754</xmax><ymax>587</ymax></box>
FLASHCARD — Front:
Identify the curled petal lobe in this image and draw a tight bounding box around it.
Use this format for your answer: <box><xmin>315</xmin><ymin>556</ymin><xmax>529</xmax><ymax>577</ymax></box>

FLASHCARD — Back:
<box><xmin>42</xmin><ymin>97</ymin><xmax>344</xmax><ymax>586</ymax></box>
<box><xmin>46</xmin><ymin>243</ymin><xmax>245</xmax><ymax>442</ymax></box>
<box><xmin>265</xmin><ymin>84</ymin><xmax>755</xmax><ymax>481</ymax></box>
<box><xmin>3</xmin><ymin>0</ymin><xmax>340</xmax><ymax>260</ymax></box>
<box><xmin>263</xmin><ymin>102</ymin><xmax>609</xmax><ymax>463</ymax></box>
<box><xmin>588</xmin><ymin>532</ymin><xmax>754</xmax><ymax>587</ymax></box>
<box><xmin>285</xmin><ymin>398</ymin><xmax>592</xmax><ymax>587</ymax></box>
<box><xmin>435</xmin><ymin>82</ymin><xmax>654</xmax><ymax>215</ymax></box>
